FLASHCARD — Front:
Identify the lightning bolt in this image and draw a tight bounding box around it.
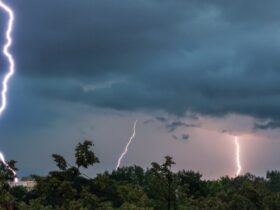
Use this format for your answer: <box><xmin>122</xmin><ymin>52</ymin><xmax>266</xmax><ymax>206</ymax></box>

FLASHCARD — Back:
<box><xmin>234</xmin><ymin>136</ymin><xmax>241</xmax><ymax>176</ymax></box>
<box><xmin>116</xmin><ymin>120</ymin><xmax>138</xmax><ymax>170</ymax></box>
<box><xmin>0</xmin><ymin>0</ymin><xmax>17</xmax><ymax>182</ymax></box>
<box><xmin>0</xmin><ymin>0</ymin><xmax>15</xmax><ymax>114</ymax></box>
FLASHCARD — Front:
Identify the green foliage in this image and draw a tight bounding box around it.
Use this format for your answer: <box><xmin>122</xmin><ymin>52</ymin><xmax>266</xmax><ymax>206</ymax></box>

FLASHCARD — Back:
<box><xmin>52</xmin><ymin>154</ymin><xmax>68</xmax><ymax>171</ymax></box>
<box><xmin>75</xmin><ymin>140</ymin><xmax>99</xmax><ymax>169</ymax></box>
<box><xmin>177</xmin><ymin>170</ymin><xmax>207</xmax><ymax>198</ymax></box>
<box><xmin>0</xmin><ymin>160</ymin><xmax>17</xmax><ymax>182</ymax></box>
<box><xmin>2</xmin><ymin>140</ymin><xmax>280</xmax><ymax>210</ymax></box>
<box><xmin>267</xmin><ymin>170</ymin><xmax>280</xmax><ymax>192</ymax></box>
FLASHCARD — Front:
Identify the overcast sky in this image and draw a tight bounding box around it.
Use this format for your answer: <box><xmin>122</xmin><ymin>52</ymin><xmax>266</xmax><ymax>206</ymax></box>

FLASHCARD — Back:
<box><xmin>1</xmin><ymin>0</ymin><xmax>280</xmax><ymax>179</ymax></box>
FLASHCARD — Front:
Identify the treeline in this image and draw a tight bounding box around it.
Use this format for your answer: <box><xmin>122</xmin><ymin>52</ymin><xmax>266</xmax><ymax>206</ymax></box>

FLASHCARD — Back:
<box><xmin>1</xmin><ymin>140</ymin><xmax>280</xmax><ymax>210</ymax></box>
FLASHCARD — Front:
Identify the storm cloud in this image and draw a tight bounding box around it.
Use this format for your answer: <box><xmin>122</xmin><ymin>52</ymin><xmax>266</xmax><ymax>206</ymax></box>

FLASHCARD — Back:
<box><xmin>10</xmin><ymin>0</ymin><xmax>280</xmax><ymax>124</ymax></box>
<box><xmin>182</xmin><ymin>134</ymin><xmax>190</xmax><ymax>140</ymax></box>
<box><xmin>165</xmin><ymin>121</ymin><xmax>197</xmax><ymax>132</ymax></box>
<box><xmin>254</xmin><ymin>120</ymin><xmax>280</xmax><ymax>130</ymax></box>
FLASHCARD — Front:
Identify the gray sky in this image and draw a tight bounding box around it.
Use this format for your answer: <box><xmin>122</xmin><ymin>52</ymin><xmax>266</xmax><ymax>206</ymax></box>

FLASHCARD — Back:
<box><xmin>1</xmin><ymin>0</ymin><xmax>280</xmax><ymax>179</ymax></box>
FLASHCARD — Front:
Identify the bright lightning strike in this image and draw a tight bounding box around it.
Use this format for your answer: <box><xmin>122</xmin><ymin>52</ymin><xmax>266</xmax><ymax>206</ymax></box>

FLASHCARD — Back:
<box><xmin>234</xmin><ymin>136</ymin><xmax>241</xmax><ymax>176</ymax></box>
<box><xmin>0</xmin><ymin>0</ymin><xmax>15</xmax><ymax>114</ymax></box>
<box><xmin>116</xmin><ymin>120</ymin><xmax>138</xmax><ymax>170</ymax></box>
<box><xmin>0</xmin><ymin>0</ymin><xmax>17</xmax><ymax>182</ymax></box>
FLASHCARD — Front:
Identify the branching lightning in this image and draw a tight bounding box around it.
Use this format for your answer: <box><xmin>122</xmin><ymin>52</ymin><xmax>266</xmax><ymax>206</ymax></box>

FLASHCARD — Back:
<box><xmin>234</xmin><ymin>136</ymin><xmax>241</xmax><ymax>176</ymax></box>
<box><xmin>0</xmin><ymin>0</ymin><xmax>17</xmax><ymax>182</ymax></box>
<box><xmin>116</xmin><ymin>120</ymin><xmax>138</xmax><ymax>170</ymax></box>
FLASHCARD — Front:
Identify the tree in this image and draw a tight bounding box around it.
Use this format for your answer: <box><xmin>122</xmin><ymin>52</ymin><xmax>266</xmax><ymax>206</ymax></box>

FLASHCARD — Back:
<box><xmin>5</xmin><ymin>139</ymin><xmax>280</xmax><ymax>210</ymax></box>
<box><xmin>267</xmin><ymin>170</ymin><xmax>280</xmax><ymax>192</ymax></box>
<box><xmin>145</xmin><ymin>156</ymin><xmax>177</xmax><ymax>210</ymax></box>
<box><xmin>111</xmin><ymin>166</ymin><xmax>145</xmax><ymax>186</ymax></box>
<box><xmin>0</xmin><ymin>160</ymin><xmax>18</xmax><ymax>210</ymax></box>
<box><xmin>52</xmin><ymin>154</ymin><xmax>67</xmax><ymax>171</ymax></box>
<box><xmin>75</xmin><ymin>140</ymin><xmax>99</xmax><ymax>169</ymax></box>
<box><xmin>29</xmin><ymin>140</ymin><xmax>100</xmax><ymax>209</ymax></box>
<box><xmin>177</xmin><ymin>170</ymin><xmax>207</xmax><ymax>198</ymax></box>
<box><xmin>0</xmin><ymin>160</ymin><xmax>17</xmax><ymax>182</ymax></box>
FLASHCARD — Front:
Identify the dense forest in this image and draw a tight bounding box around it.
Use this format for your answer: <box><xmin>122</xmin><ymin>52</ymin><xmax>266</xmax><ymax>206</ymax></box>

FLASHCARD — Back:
<box><xmin>1</xmin><ymin>140</ymin><xmax>280</xmax><ymax>210</ymax></box>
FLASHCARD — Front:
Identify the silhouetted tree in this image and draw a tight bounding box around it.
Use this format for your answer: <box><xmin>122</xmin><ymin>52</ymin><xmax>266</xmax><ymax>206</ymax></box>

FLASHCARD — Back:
<box><xmin>75</xmin><ymin>140</ymin><xmax>99</xmax><ymax>169</ymax></box>
<box><xmin>4</xmin><ymin>139</ymin><xmax>280</xmax><ymax>210</ymax></box>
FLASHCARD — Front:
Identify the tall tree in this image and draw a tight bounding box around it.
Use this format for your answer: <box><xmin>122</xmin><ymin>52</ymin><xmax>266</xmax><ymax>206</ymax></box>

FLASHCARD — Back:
<box><xmin>75</xmin><ymin>140</ymin><xmax>99</xmax><ymax>169</ymax></box>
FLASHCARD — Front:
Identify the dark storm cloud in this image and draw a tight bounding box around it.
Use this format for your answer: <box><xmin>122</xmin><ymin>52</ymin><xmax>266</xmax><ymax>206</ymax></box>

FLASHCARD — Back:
<box><xmin>182</xmin><ymin>134</ymin><xmax>190</xmax><ymax>140</ymax></box>
<box><xmin>155</xmin><ymin>117</ymin><xmax>168</xmax><ymax>123</ymax></box>
<box><xmin>12</xmin><ymin>0</ymin><xmax>280</xmax><ymax>125</ymax></box>
<box><xmin>171</xmin><ymin>134</ymin><xmax>190</xmax><ymax>141</ymax></box>
<box><xmin>166</xmin><ymin>121</ymin><xmax>197</xmax><ymax>132</ymax></box>
<box><xmin>254</xmin><ymin>121</ymin><xmax>280</xmax><ymax>130</ymax></box>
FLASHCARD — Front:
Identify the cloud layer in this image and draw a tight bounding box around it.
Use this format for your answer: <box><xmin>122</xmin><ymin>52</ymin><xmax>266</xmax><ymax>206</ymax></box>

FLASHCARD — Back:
<box><xmin>9</xmin><ymin>0</ymin><xmax>280</xmax><ymax>125</ymax></box>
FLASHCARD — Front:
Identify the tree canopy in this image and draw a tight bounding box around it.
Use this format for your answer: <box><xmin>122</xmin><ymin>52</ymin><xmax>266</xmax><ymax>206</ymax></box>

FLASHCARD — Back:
<box><xmin>0</xmin><ymin>140</ymin><xmax>280</xmax><ymax>210</ymax></box>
